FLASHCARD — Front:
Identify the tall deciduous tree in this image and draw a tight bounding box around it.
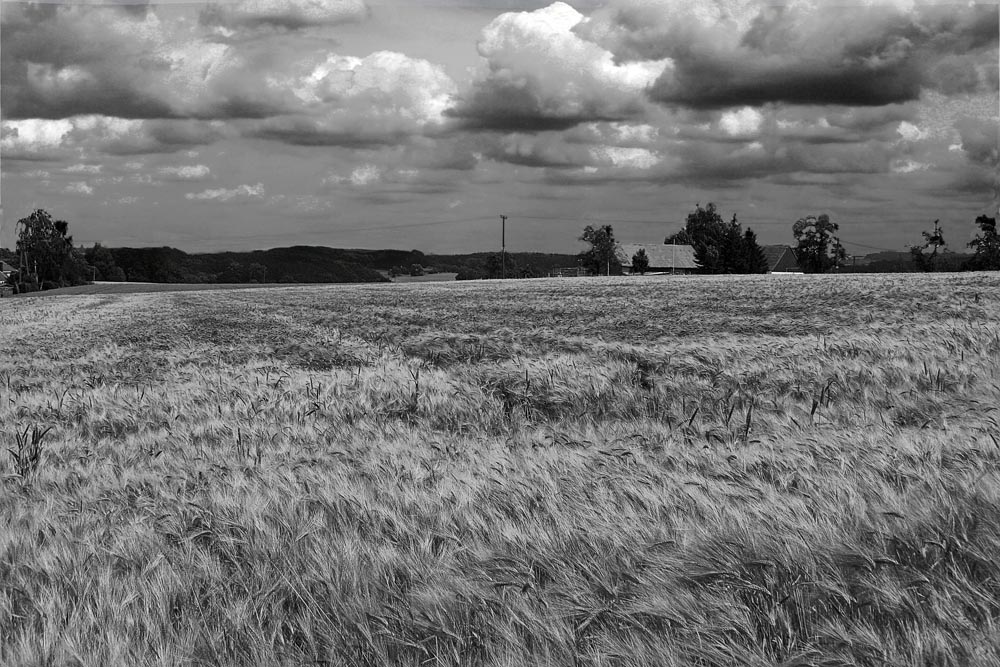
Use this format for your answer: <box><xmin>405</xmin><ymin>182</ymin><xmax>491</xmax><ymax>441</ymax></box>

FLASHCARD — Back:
<box><xmin>966</xmin><ymin>214</ymin><xmax>1000</xmax><ymax>271</ymax></box>
<box><xmin>910</xmin><ymin>220</ymin><xmax>946</xmax><ymax>272</ymax></box>
<box><xmin>793</xmin><ymin>214</ymin><xmax>847</xmax><ymax>273</ymax></box>
<box><xmin>579</xmin><ymin>225</ymin><xmax>621</xmax><ymax>276</ymax></box>
<box><xmin>666</xmin><ymin>204</ymin><xmax>767</xmax><ymax>274</ymax></box>
<box><xmin>16</xmin><ymin>209</ymin><xmax>87</xmax><ymax>290</ymax></box>
<box><xmin>668</xmin><ymin>203</ymin><xmax>725</xmax><ymax>272</ymax></box>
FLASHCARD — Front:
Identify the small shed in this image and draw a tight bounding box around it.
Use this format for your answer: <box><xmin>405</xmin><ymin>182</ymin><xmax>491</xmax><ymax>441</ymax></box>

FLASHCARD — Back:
<box><xmin>617</xmin><ymin>244</ymin><xmax>698</xmax><ymax>275</ymax></box>
<box><xmin>761</xmin><ymin>245</ymin><xmax>801</xmax><ymax>273</ymax></box>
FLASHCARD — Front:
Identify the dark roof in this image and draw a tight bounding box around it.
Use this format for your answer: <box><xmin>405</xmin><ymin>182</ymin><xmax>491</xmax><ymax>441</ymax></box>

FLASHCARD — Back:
<box><xmin>0</xmin><ymin>261</ymin><xmax>15</xmax><ymax>273</ymax></box>
<box><xmin>762</xmin><ymin>245</ymin><xmax>800</xmax><ymax>272</ymax></box>
<box><xmin>617</xmin><ymin>244</ymin><xmax>699</xmax><ymax>270</ymax></box>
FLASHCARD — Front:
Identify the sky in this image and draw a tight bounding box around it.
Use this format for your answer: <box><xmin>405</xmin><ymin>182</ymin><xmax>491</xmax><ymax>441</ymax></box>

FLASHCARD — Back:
<box><xmin>1</xmin><ymin>0</ymin><xmax>997</xmax><ymax>256</ymax></box>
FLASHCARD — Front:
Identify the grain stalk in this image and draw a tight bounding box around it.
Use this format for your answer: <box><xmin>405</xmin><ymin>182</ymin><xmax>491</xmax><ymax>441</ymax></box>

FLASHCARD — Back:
<box><xmin>8</xmin><ymin>425</ymin><xmax>52</xmax><ymax>480</ymax></box>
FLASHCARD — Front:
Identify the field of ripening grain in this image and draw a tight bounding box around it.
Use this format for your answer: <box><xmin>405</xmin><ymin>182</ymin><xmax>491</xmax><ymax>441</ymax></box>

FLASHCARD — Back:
<box><xmin>2</xmin><ymin>272</ymin><xmax>1000</xmax><ymax>667</ymax></box>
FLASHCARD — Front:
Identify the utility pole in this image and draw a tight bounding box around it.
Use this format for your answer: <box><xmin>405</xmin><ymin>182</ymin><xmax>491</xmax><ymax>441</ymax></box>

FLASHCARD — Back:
<box><xmin>500</xmin><ymin>214</ymin><xmax>507</xmax><ymax>280</ymax></box>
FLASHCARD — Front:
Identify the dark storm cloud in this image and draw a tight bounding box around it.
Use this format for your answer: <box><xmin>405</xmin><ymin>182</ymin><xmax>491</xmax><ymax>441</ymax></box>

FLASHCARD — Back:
<box><xmin>0</xmin><ymin>3</ymin><xmax>313</xmax><ymax>122</ymax></box>
<box><xmin>402</xmin><ymin>138</ymin><xmax>483</xmax><ymax>171</ymax></box>
<box><xmin>650</xmin><ymin>58</ymin><xmax>923</xmax><ymax>109</ymax></box>
<box><xmin>955</xmin><ymin>116</ymin><xmax>1000</xmax><ymax>168</ymax></box>
<box><xmin>250</xmin><ymin>125</ymin><xmax>409</xmax><ymax>147</ymax></box>
<box><xmin>0</xmin><ymin>4</ymin><xmax>174</xmax><ymax>120</ymax></box>
<box><xmin>79</xmin><ymin>119</ymin><xmax>228</xmax><ymax>156</ymax></box>
<box><xmin>536</xmin><ymin>131</ymin><xmax>895</xmax><ymax>190</ymax></box>
<box><xmin>1</xmin><ymin>63</ymin><xmax>175</xmax><ymax>121</ymax></box>
<box><xmin>198</xmin><ymin>0</ymin><xmax>369</xmax><ymax>32</ymax></box>
<box><xmin>947</xmin><ymin>166</ymin><xmax>999</xmax><ymax>197</ymax></box>
<box><xmin>446</xmin><ymin>81</ymin><xmax>637</xmax><ymax>133</ymax></box>
<box><xmin>584</xmin><ymin>1</ymin><xmax>998</xmax><ymax>110</ymax></box>
<box><xmin>481</xmin><ymin>132</ymin><xmax>595</xmax><ymax>168</ymax></box>
<box><xmin>825</xmin><ymin>104</ymin><xmax>919</xmax><ymax>132</ymax></box>
<box><xmin>927</xmin><ymin>55</ymin><xmax>988</xmax><ymax>96</ymax></box>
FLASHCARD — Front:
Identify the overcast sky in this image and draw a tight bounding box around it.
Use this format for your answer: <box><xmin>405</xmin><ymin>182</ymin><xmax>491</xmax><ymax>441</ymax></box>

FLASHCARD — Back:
<box><xmin>1</xmin><ymin>0</ymin><xmax>997</xmax><ymax>255</ymax></box>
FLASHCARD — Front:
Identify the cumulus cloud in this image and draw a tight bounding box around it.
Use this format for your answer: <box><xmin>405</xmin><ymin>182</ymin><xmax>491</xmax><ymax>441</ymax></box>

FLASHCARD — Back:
<box><xmin>249</xmin><ymin>51</ymin><xmax>456</xmax><ymax>146</ymax></box>
<box><xmin>185</xmin><ymin>183</ymin><xmax>265</xmax><ymax>201</ymax></box>
<box><xmin>65</xmin><ymin>163</ymin><xmax>103</xmax><ymax>174</ymax></box>
<box><xmin>484</xmin><ymin>132</ymin><xmax>597</xmax><ymax>168</ymax></box>
<box><xmin>719</xmin><ymin>107</ymin><xmax>763</xmax><ymax>138</ymax></box>
<box><xmin>589</xmin><ymin>145</ymin><xmax>660</xmax><ymax>169</ymax></box>
<box><xmin>1</xmin><ymin>5</ymin><xmax>176</xmax><ymax>120</ymax></box>
<box><xmin>955</xmin><ymin>116</ymin><xmax>1000</xmax><ymax>168</ymax></box>
<box><xmin>65</xmin><ymin>181</ymin><xmax>95</xmax><ymax>195</ymax></box>
<box><xmin>1</xmin><ymin>118</ymin><xmax>74</xmax><ymax>160</ymax></box>
<box><xmin>350</xmin><ymin>164</ymin><xmax>381</xmax><ymax>186</ymax></box>
<box><xmin>890</xmin><ymin>159</ymin><xmax>930</xmax><ymax>174</ymax></box>
<box><xmin>158</xmin><ymin>164</ymin><xmax>212</xmax><ymax>181</ymax></box>
<box><xmin>579</xmin><ymin>0</ymin><xmax>998</xmax><ymax>109</ymax></box>
<box><xmin>0</xmin><ymin>116</ymin><xmax>229</xmax><ymax>159</ymax></box>
<box><xmin>447</xmin><ymin>2</ymin><xmax>668</xmax><ymax>131</ymax></box>
<box><xmin>199</xmin><ymin>0</ymin><xmax>368</xmax><ymax>32</ymax></box>
<box><xmin>2</xmin><ymin>4</ymin><xmax>304</xmax><ymax>122</ymax></box>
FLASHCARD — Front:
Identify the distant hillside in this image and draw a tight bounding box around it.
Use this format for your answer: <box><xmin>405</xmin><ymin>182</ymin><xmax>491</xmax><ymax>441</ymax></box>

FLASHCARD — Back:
<box><xmin>107</xmin><ymin>246</ymin><xmax>396</xmax><ymax>284</ymax></box>
<box><xmin>841</xmin><ymin>250</ymin><xmax>974</xmax><ymax>273</ymax></box>
<box><xmin>99</xmin><ymin>246</ymin><xmax>581</xmax><ymax>284</ymax></box>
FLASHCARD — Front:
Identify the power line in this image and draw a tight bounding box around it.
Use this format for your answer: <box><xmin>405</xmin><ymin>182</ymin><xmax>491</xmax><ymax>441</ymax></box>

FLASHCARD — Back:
<box><xmin>839</xmin><ymin>240</ymin><xmax>902</xmax><ymax>252</ymax></box>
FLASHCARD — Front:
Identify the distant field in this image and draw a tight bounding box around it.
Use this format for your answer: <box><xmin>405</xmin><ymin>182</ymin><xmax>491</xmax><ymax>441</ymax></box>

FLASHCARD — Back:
<box><xmin>8</xmin><ymin>281</ymin><xmax>292</xmax><ymax>297</ymax></box>
<box><xmin>2</xmin><ymin>273</ymin><xmax>999</xmax><ymax>666</ymax></box>
<box><xmin>388</xmin><ymin>272</ymin><xmax>459</xmax><ymax>283</ymax></box>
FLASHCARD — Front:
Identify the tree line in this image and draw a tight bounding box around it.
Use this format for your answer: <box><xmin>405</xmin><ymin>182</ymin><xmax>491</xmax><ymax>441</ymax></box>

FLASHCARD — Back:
<box><xmin>5</xmin><ymin>207</ymin><xmax>1000</xmax><ymax>292</ymax></box>
<box><xmin>577</xmin><ymin>203</ymin><xmax>1000</xmax><ymax>276</ymax></box>
<box><xmin>906</xmin><ymin>215</ymin><xmax>1000</xmax><ymax>272</ymax></box>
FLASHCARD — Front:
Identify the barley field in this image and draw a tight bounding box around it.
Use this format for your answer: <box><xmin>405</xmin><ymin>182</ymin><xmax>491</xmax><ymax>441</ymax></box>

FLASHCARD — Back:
<box><xmin>2</xmin><ymin>273</ymin><xmax>999</xmax><ymax>666</ymax></box>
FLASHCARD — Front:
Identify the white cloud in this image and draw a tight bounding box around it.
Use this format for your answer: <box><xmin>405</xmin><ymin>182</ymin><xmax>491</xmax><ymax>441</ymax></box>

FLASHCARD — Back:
<box><xmin>350</xmin><ymin>164</ymin><xmax>381</xmax><ymax>186</ymax></box>
<box><xmin>253</xmin><ymin>51</ymin><xmax>458</xmax><ymax>146</ymax></box>
<box><xmin>719</xmin><ymin>107</ymin><xmax>763</xmax><ymax>137</ymax></box>
<box><xmin>65</xmin><ymin>163</ymin><xmax>103</xmax><ymax>174</ymax></box>
<box><xmin>896</xmin><ymin>121</ymin><xmax>929</xmax><ymax>142</ymax></box>
<box><xmin>477</xmin><ymin>2</ymin><xmax>665</xmax><ymax>93</ymax></box>
<box><xmin>302</xmin><ymin>51</ymin><xmax>455</xmax><ymax>123</ymax></box>
<box><xmin>2</xmin><ymin>115</ymin><xmax>225</xmax><ymax>161</ymax></box>
<box><xmin>1</xmin><ymin>119</ymin><xmax>74</xmax><ymax>157</ymax></box>
<box><xmin>159</xmin><ymin>164</ymin><xmax>212</xmax><ymax>181</ymax></box>
<box><xmin>452</xmin><ymin>2</ymin><xmax>668</xmax><ymax>128</ymax></box>
<box><xmin>65</xmin><ymin>181</ymin><xmax>95</xmax><ymax>196</ymax></box>
<box><xmin>589</xmin><ymin>145</ymin><xmax>660</xmax><ymax>169</ymax></box>
<box><xmin>891</xmin><ymin>158</ymin><xmax>930</xmax><ymax>173</ymax></box>
<box><xmin>606</xmin><ymin>123</ymin><xmax>659</xmax><ymax>145</ymax></box>
<box><xmin>185</xmin><ymin>183</ymin><xmax>265</xmax><ymax>202</ymax></box>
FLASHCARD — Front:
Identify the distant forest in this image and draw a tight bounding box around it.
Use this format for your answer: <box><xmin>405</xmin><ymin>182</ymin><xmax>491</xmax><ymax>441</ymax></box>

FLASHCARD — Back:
<box><xmin>77</xmin><ymin>245</ymin><xmax>580</xmax><ymax>284</ymax></box>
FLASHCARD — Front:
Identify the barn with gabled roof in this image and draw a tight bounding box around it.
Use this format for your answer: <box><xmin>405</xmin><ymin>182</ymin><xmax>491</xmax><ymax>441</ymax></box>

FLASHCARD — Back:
<box><xmin>616</xmin><ymin>244</ymin><xmax>699</xmax><ymax>274</ymax></box>
<box><xmin>761</xmin><ymin>245</ymin><xmax>802</xmax><ymax>273</ymax></box>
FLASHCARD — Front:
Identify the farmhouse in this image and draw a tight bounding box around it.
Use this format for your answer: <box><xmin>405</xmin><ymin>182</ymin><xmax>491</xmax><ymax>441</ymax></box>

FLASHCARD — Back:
<box><xmin>0</xmin><ymin>262</ymin><xmax>14</xmax><ymax>297</ymax></box>
<box><xmin>762</xmin><ymin>245</ymin><xmax>802</xmax><ymax>273</ymax></box>
<box><xmin>617</xmin><ymin>244</ymin><xmax>698</xmax><ymax>275</ymax></box>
